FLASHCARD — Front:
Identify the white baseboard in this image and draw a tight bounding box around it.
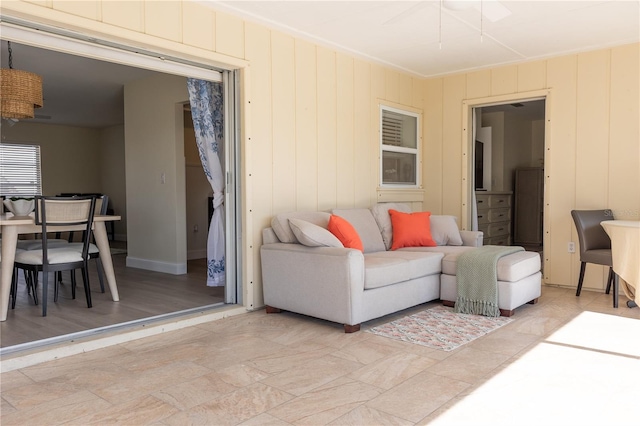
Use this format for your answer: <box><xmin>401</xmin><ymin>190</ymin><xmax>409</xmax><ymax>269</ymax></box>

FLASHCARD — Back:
<box><xmin>126</xmin><ymin>256</ymin><xmax>187</xmax><ymax>275</ymax></box>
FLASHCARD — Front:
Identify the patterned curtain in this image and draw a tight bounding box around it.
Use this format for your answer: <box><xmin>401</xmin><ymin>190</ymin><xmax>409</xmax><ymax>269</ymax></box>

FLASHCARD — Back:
<box><xmin>187</xmin><ymin>78</ymin><xmax>225</xmax><ymax>287</ymax></box>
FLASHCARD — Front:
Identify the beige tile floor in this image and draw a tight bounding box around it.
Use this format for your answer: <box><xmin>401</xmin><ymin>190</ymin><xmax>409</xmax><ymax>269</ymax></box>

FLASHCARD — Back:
<box><xmin>2</xmin><ymin>286</ymin><xmax>639</xmax><ymax>425</ymax></box>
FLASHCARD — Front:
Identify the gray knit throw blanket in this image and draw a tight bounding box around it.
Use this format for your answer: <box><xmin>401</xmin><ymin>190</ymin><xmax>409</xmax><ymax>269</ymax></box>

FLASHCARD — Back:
<box><xmin>455</xmin><ymin>245</ymin><xmax>524</xmax><ymax>317</ymax></box>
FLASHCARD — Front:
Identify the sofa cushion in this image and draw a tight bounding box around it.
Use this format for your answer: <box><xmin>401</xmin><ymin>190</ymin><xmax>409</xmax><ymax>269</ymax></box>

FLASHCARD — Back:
<box><xmin>399</xmin><ymin>246</ymin><xmax>475</xmax><ymax>275</ymax></box>
<box><xmin>328</xmin><ymin>215</ymin><xmax>364</xmax><ymax>251</ymax></box>
<box><xmin>389</xmin><ymin>210</ymin><xmax>436</xmax><ymax>250</ymax></box>
<box><xmin>271</xmin><ymin>211</ymin><xmax>331</xmax><ymax>243</ymax></box>
<box><xmin>370</xmin><ymin>202</ymin><xmax>412</xmax><ymax>250</ymax></box>
<box><xmin>332</xmin><ymin>208</ymin><xmax>386</xmax><ymax>253</ymax></box>
<box><xmin>430</xmin><ymin>215</ymin><xmax>463</xmax><ymax>246</ymax></box>
<box><xmin>364</xmin><ymin>251</ymin><xmax>443</xmax><ymax>290</ymax></box>
<box><xmin>289</xmin><ymin>218</ymin><xmax>343</xmax><ymax>248</ymax></box>
<box><xmin>363</xmin><ymin>255</ymin><xmax>409</xmax><ymax>290</ymax></box>
<box><xmin>496</xmin><ymin>251</ymin><xmax>542</xmax><ymax>282</ymax></box>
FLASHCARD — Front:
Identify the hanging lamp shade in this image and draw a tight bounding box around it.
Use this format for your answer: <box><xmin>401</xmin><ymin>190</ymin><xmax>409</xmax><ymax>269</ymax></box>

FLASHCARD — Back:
<box><xmin>0</xmin><ymin>67</ymin><xmax>43</xmax><ymax>119</ymax></box>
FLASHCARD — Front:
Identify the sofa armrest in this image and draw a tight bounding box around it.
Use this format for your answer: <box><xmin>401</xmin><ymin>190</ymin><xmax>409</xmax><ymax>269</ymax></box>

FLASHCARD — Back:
<box><xmin>260</xmin><ymin>242</ymin><xmax>365</xmax><ymax>326</ymax></box>
<box><xmin>460</xmin><ymin>230</ymin><xmax>483</xmax><ymax>247</ymax></box>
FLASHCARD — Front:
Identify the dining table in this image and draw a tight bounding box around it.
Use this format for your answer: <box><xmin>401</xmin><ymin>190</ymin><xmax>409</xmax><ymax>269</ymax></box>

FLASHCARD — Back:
<box><xmin>0</xmin><ymin>213</ymin><xmax>121</xmax><ymax>321</ymax></box>
<box><xmin>600</xmin><ymin>220</ymin><xmax>640</xmax><ymax>308</ymax></box>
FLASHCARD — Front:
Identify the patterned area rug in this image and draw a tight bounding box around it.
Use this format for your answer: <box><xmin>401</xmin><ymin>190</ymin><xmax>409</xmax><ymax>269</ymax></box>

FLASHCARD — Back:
<box><xmin>367</xmin><ymin>305</ymin><xmax>514</xmax><ymax>351</ymax></box>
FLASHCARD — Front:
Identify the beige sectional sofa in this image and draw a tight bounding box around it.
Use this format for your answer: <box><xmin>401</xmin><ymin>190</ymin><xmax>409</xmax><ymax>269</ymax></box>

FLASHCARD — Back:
<box><xmin>260</xmin><ymin>203</ymin><xmax>541</xmax><ymax>332</ymax></box>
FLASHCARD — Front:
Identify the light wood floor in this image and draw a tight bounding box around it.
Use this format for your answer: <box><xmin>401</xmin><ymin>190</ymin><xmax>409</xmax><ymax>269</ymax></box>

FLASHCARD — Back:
<box><xmin>1</xmin><ymin>286</ymin><xmax>639</xmax><ymax>425</ymax></box>
<box><xmin>1</xmin><ymin>245</ymin><xmax>224</xmax><ymax>348</ymax></box>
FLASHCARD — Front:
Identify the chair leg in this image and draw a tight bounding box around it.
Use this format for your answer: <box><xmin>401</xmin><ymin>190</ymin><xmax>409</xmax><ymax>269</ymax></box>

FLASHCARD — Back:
<box><xmin>576</xmin><ymin>262</ymin><xmax>586</xmax><ymax>296</ymax></box>
<box><xmin>23</xmin><ymin>270</ymin><xmax>31</xmax><ymax>296</ymax></box>
<box><xmin>54</xmin><ymin>273</ymin><xmax>59</xmax><ymax>302</ymax></box>
<box><xmin>613</xmin><ymin>273</ymin><xmax>619</xmax><ymax>308</ymax></box>
<box><xmin>81</xmin><ymin>266</ymin><xmax>92</xmax><ymax>308</ymax></box>
<box><xmin>96</xmin><ymin>258</ymin><xmax>105</xmax><ymax>293</ymax></box>
<box><xmin>10</xmin><ymin>268</ymin><xmax>18</xmax><ymax>309</ymax></box>
<box><xmin>605</xmin><ymin>267</ymin><xmax>613</xmax><ymax>294</ymax></box>
<box><xmin>27</xmin><ymin>270</ymin><xmax>38</xmax><ymax>305</ymax></box>
<box><xmin>70</xmin><ymin>270</ymin><xmax>77</xmax><ymax>300</ymax></box>
<box><xmin>41</xmin><ymin>272</ymin><xmax>48</xmax><ymax>317</ymax></box>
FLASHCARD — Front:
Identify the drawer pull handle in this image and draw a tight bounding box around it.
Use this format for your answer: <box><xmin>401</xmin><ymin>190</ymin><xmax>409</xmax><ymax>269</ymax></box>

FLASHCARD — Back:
<box><xmin>478</xmin><ymin>215</ymin><xmax>484</xmax><ymax>219</ymax></box>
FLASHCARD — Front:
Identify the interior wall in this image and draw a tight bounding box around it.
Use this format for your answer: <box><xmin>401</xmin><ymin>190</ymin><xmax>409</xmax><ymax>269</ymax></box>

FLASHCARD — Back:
<box><xmin>531</xmin><ymin>120</ymin><xmax>545</xmax><ymax>167</ymax></box>
<box><xmin>503</xmin><ymin>113</ymin><xmax>533</xmax><ymax>192</ymax></box>
<box><xmin>424</xmin><ymin>43</ymin><xmax>640</xmax><ymax>293</ymax></box>
<box><xmin>124</xmin><ymin>73</ymin><xmax>188</xmax><ymax>273</ymax></box>
<box><xmin>1</xmin><ymin>122</ymin><xmax>102</xmax><ymax>195</ymax></box>
<box><xmin>99</xmin><ymin>124</ymin><xmax>127</xmax><ymax>241</ymax></box>
<box><xmin>482</xmin><ymin>108</ymin><xmax>539</xmax><ymax>193</ymax></box>
<box><xmin>481</xmin><ymin>112</ymin><xmax>505</xmax><ymax>191</ymax></box>
<box><xmin>1</xmin><ymin>122</ymin><xmax>128</xmax><ymax>242</ymax></box>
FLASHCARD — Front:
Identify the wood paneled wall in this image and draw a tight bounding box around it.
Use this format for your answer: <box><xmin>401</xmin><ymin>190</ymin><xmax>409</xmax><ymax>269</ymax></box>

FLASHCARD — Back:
<box><xmin>423</xmin><ymin>43</ymin><xmax>639</xmax><ymax>291</ymax></box>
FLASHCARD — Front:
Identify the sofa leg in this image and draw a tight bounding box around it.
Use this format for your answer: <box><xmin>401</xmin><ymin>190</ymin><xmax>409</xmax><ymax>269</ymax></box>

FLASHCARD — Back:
<box><xmin>265</xmin><ymin>305</ymin><xmax>282</xmax><ymax>314</ymax></box>
<box><xmin>499</xmin><ymin>309</ymin><xmax>514</xmax><ymax>317</ymax></box>
<box><xmin>344</xmin><ymin>324</ymin><xmax>361</xmax><ymax>333</ymax></box>
<box><xmin>528</xmin><ymin>298</ymin><xmax>539</xmax><ymax>305</ymax></box>
<box><xmin>442</xmin><ymin>300</ymin><xmax>455</xmax><ymax>308</ymax></box>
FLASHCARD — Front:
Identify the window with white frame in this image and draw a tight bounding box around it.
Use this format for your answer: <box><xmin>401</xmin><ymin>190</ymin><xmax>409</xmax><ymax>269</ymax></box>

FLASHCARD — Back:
<box><xmin>0</xmin><ymin>143</ymin><xmax>42</xmax><ymax>197</ymax></box>
<box><xmin>380</xmin><ymin>105</ymin><xmax>420</xmax><ymax>187</ymax></box>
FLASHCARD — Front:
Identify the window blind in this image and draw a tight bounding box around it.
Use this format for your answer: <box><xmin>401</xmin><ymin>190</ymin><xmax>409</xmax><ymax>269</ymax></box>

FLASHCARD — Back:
<box><xmin>0</xmin><ymin>143</ymin><xmax>42</xmax><ymax>197</ymax></box>
<box><xmin>381</xmin><ymin>110</ymin><xmax>403</xmax><ymax>147</ymax></box>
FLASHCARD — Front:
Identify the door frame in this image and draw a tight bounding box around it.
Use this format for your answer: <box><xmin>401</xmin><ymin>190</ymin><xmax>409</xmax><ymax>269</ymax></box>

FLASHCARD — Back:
<box><xmin>461</xmin><ymin>90</ymin><xmax>551</xmax><ymax>280</ymax></box>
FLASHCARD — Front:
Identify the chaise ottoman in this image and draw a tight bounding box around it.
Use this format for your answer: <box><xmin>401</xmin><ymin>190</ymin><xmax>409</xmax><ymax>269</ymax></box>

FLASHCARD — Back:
<box><xmin>438</xmin><ymin>249</ymin><xmax>542</xmax><ymax>316</ymax></box>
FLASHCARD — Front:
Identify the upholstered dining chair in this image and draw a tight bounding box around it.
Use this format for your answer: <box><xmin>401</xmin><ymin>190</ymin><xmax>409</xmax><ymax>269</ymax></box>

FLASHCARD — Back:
<box><xmin>571</xmin><ymin>209</ymin><xmax>617</xmax><ymax>306</ymax></box>
<box><xmin>13</xmin><ymin>196</ymin><xmax>97</xmax><ymax>316</ymax></box>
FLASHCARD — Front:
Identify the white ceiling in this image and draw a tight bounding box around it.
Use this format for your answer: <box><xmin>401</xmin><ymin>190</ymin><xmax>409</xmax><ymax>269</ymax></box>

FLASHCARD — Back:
<box><xmin>1</xmin><ymin>1</ymin><xmax>637</xmax><ymax>128</ymax></box>
<box><xmin>213</xmin><ymin>0</ymin><xmax>640</xmax><ymax>77</ymax></box>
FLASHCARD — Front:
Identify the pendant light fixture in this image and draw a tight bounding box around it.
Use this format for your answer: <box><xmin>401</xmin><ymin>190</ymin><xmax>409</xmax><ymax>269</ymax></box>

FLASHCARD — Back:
<box><xmin>1</xmin><ymin>41</ymin><xmax>43</xmax><ymax>119</ymax></box>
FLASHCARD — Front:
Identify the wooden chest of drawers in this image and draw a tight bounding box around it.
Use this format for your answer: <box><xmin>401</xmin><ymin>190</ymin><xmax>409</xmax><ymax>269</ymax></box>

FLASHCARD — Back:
<box><xmin>476</xmin><ymin>191</ymin><xmax>513</xmax><ymax>246</ymax></box>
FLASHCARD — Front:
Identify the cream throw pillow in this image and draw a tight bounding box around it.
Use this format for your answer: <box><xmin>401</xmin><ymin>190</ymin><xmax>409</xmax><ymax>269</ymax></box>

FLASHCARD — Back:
<box><xmin>430</xmin><ymin>215</ymin><xmax>463</xmax><ymax>246</ymax></box>
<box><xmin>288</xmin><ymin>218</ymin><xmax>344</xmax><ymax>248</ymax></box>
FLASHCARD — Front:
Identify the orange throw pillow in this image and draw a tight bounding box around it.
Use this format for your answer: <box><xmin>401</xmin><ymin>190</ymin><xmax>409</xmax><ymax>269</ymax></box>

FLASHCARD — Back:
<box><xmin>328</xmin><ymin>214</ymin><xmax>364</xmax><ymax>251</ymax></box>
<box><xmin>389</xmin><ymin>209</ymin><xmax>437</xmax><ymax>250</ymax></box>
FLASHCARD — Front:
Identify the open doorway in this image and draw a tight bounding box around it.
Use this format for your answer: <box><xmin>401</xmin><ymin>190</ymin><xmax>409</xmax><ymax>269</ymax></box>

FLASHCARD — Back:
<box><xmin>471</xmin><ymin>99</ymin><xmax>546</xmax><ymax>255</ymax></box>
<box><xmin>0</xmin><ymin>26</ymin><xmax>240</xmax><ymax>351</ymax></box>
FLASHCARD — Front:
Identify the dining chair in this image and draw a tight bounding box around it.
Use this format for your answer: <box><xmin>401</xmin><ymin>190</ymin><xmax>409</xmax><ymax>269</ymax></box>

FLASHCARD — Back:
<box><xmin>13</xmin><ymin>195</ymin><xmax>97</xmax><ymax>316</ymax></box>
<box><xmin>571</xmin><ymin>209</ymin><xmax>617</xmax><ymax>306</ymax></box>
<box><xmin>64</xmin><ymin>195</ymin><xmax>109</xmax><ymax>293</ymax></box>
